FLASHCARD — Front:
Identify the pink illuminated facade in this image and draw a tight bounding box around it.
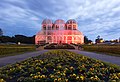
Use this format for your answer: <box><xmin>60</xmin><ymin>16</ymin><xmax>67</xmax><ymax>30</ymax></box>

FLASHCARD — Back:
<box><xmin>35</xmin><ymin>19</ymin><xmax>84</xmax><ymax>45</ymax></box>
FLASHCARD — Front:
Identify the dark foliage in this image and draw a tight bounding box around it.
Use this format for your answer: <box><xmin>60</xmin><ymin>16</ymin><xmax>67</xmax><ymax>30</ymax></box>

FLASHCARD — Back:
<box><xmin>44</xmin><ymin>43</ymin><xmax>75</xmax><ymax>49</ymax></box>
<box><xmin>0</xmin><ymin>28</ymin><xmax>3</xmax><ymax>36</ymax></box>
<box><xmin>0</xmin><ymin>35</ymin><xmax>35</xmax><ymax>44</ymax></box>
<box><xmin>84</xmin><ymin>36</ymin><xmax>92</xmax><ymax>44</ymax></box>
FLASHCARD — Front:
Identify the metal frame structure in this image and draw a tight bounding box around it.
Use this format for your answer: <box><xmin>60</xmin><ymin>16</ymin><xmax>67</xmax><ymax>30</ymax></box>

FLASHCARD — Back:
<box><xmin>35</xmin><ymin>19</ymin><xmax>84</xmax><ymax>44</ymax></box>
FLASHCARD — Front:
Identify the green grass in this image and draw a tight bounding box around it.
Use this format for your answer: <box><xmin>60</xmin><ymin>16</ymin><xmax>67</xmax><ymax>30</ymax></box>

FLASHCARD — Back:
<box><xmin>0</xmin><ymin>44</ymin><xmax>36</xmax><ymax>57</ymax></box>
<box><xmin>0</xmin><ymin>50</ymin><xmax>120</xmax><ymax>82</ymax></box>
<box><xmin>83</xmin><ymin>45</ymin><xmax>120</xmax><ymax>56</ymax></box>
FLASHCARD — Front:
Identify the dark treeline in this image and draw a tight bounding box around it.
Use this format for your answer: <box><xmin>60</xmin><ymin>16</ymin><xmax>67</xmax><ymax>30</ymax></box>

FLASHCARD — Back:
<box><xmin>0</xmin><ymin>35</ymin><xmax>92</xmax><ymax>45</ymax></box>
<box><xmin>0</xmin><ymin>35</ymin><xmax>35</xmax><ymax>44</ymax></box>
<box><xmin>84</xmin><ymin>36</ymin><xmax>92</xmax><ymax>44</ymax></box>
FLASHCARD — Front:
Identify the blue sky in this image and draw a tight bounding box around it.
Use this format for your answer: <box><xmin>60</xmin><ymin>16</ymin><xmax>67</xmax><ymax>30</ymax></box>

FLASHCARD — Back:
<box><xmin>0</xmin><ymin>0</ymin><xmax>120</xmax><ymax>41</ymax></box>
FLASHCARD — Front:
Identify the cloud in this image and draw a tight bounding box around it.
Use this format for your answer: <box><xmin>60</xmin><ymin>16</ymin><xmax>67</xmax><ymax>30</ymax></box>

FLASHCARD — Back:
<box><xmin>0</xmin><ymin>0</ymin><xmax>120</xmax><ymax>41</ymax></box>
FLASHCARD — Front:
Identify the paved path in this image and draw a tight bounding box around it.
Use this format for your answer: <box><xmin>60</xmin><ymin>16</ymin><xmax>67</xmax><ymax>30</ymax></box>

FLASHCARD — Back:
<box><xmin>0</xmin><ymin>50</ymin><xmax>120</xmax><ymax>67</ymax></box>
<box><xmin>68</xmin><ymin>50</ymin><xmax>120</xmax><ymax>66</ymax></box>
<box><xmin>0</xmin><ymin>50</ymin><xmax>48</xmax><ymax>67</ymax></box>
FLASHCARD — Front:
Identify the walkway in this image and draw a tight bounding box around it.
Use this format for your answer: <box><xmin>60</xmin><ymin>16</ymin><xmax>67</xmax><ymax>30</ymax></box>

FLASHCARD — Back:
<box><xmin>68</xmin><ymin>50</ymin><xmax>120</xmax><ymax>66</ymax></box>
<box><xmin>0</xmin><ymin>50</ymin><xmax>120</xmax><ymax>67</ymax></box>
<box><xmin>0</xmin><ymin>50</ymin><xmax>48</xmax><ymax>67</ymax></box>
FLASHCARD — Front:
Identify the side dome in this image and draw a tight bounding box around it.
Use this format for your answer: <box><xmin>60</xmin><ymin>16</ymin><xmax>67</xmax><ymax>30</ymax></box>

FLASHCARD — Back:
<box><xmin>66</xmin><ymin>19</ymin><xmax>77</xmax><ymax>24</ymax></box>
<box><xmin>42</xmin><ymin>19</ymin><xmax>52</xmax><ymax>24</ymax></box>
<box><xmin>66</xmin><ymin>19</ymin><xmax>78</xmax><ymax>30</ymax></box>
<box><xmin>42</xmin><ymin>19</ymin><xmax>53</xmax><ymax>30</ymax></box>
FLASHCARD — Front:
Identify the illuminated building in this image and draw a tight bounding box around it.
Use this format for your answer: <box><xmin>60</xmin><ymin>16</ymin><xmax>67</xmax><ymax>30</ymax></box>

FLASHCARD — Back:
<box><xmin>35</xmin><ymin>19</ymin><xmax>84</xmax><ymax>44</ymax></box>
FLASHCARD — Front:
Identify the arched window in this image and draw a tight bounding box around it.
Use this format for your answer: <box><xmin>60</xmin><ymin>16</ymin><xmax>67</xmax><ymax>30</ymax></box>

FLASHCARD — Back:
<box><xmin>68</xmin><ymin>25</ymin><xmax>72</xmax><ymax>30</ymax></box>
<box><xmin>43</xmin><ymin>25</ymin><xmax>46</xmax><ymax>30</ymax></box>
<box><xmin>56</xmin><ymin>25</ymin><xmax>59</xmax><ymax>30</ymax></box>
<box><xmin>48</xmin><ymin>32</ymin><xmax>51</xmax><ymax>35</ymax></box>
<box><xmin>47</xmin><ymin>36</ymin><xmax>52</xmax><ymax>40</ymax></box>
<box><xmin>73</xmin><ymin>25</ymin><xmax>76</xmax><ymax>30</ymax></box>
<box><xmin>48</xmin><ymin>25</ymin><xmax>51</xmax><ymax>30</ymax></box>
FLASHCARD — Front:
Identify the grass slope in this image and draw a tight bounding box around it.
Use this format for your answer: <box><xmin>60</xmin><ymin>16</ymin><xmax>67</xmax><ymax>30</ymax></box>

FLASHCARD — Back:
<box><xmin>0</xmin><ymin>44</ymin><xmax>35</xmax><ymax>57</ymax></box>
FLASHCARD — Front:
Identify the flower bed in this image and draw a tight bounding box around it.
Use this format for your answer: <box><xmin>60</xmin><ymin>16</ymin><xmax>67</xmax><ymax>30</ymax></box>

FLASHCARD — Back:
<box><xmin>0</xmin><ymin>50</ymin><xmax>120</xmax><ymax>82</ymax></box>
<box><xmin>44</xmin><ymin>43</ymin><xmax>75</xmax><ymax>49</ymax></box>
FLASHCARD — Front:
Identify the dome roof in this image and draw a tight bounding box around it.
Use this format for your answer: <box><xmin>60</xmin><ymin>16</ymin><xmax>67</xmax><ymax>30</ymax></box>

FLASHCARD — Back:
<box><xmin>54</xmin><ymin>19</ymin><xmax>65</xmax><ymax>24</ymax></box>
<box><xmin>42</xmin><ymin>19</ymin><xmax>52</xmax><ymax>24</ymax></box>
<box><xmin>66</xmin><ymin>19</ymin><xmax>77</xmax><ymax>24</ymax></box>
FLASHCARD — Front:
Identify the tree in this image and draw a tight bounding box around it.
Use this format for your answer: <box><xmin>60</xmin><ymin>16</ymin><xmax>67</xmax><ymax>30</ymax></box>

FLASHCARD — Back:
<box><xmin>14</xmin><ymin>35</ymin><xmax>35</xmax><ymax>44</ymax></box>
<box><xmin>84</xmin><ymin>36</ymin><xmax>89</xmax><ymax>44</ymax></box>
<box><xmin>0</xmin><ymin>36</ymin><xmax>11</xmax><ymax>43</ymax></box>
<box><xmin>84</xmin><ymin>36</ymin><xmax>92</xmax><ymax>44</ymax></box>
<box><xmin>0</xmin><ymin>34</ymin><xmax>35</xmax><ymax>44</ymax></box>
<box><xmin>95</xmin><ymin>35</ymin><xmax>103</xmax><ymax>44</ymax></box>
<box><xmin>0</xmin><ymin>28</ymin><xmax>3</xmax><ymax>36</ymax></box>
<box><xmin>97</xmin><ymin>35</ymin><xmax>100</xmax><ymax>39</ymax></box>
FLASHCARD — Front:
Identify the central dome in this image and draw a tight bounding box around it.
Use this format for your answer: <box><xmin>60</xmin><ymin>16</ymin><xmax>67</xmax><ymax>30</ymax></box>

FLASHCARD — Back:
<box><xmin>54</xmin><ymin>19</ymin><xmax>65</xmax><ymax>24</ymax></box>
<box><xmin>54</xmin><ymin>19</ymin><xmax>65</xmax><ymax>30</ymax></box>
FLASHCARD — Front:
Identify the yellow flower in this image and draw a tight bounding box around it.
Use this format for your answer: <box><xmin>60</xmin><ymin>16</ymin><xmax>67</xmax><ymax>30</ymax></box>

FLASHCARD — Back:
<box><xmin>94</xmin><ymin>77</ymin><xmax>98</xmax><ymax>80</ymax></box>
<box><xmin>90</xmin><ymin>77</ymin><xmax>94</xmax><ymax>80</ymax></box>
<box><xmin>57</xmin><ymin>71</ymin><xmax>60</xmax><ymax>74</ymax></box>
<box><xmin>40</xmin><ymin>60</ymin><xmax>43</xmax><ymax>64</ymax></box>
<box><xmin>38</xmin><ymin>75</ymin><xmax>41</xmax><ymax>78</ymax></box>
<box><xmin>53</xmin><ymin>69</ymin><xmax>56</xmax><ymax>71</ymax></box>
<box><xmin>118</xmin><ymin>73</ymin><xmax>120</xmax><ymax>78</ymax></box>
<box><xmin>34</xmin><ymin>76</ymin><xmax>38</xmax><ymax>79</ymax></box>
<box><xmin>37</xmin><ymin>72</ymin><xmax>40</xmax><ymax>74</ymax></box>
<box><xmin>73</xmin><ymin>74</ymin><xmax>76</xmax><ymax>77</ymax></box>
<box><xmin>30</xmin><ymin>74</ymin><xmax>33</xmax><ymax>76</ymax></box>
<box><xmin>57</xmin><ymin>65</ymin><xmax>62</xmax><ymax>68</ymax></box>
<box><xmin>80</xmin><ymin>75</ymin><xmax>84</xmax><ymax>80</ymax></box>
<box><xmin>41</xmin><ymin>75</ymin><xmax>45</xmax><ymax>78</ymax></box>
<box><xmin>63</xmin><ymin>70</ymin><xmax>66</xmax><ymax>73</ymax></box>
<box><xmin>76</xmin><ymin>76</ymin><xmax>79</xmax><ymax>80</ymax></box>
<box><xmin>70</xmin><ymin>66</ymin><xmax>74</xmax><ymax>70</ymax></box>
<box><xmin>0</xmin><ymin>79</ymin><xmax>6</xmax><ymax>82</ymax></box>
<box><xmin>81</xmin><ymin>64</ymin><xmax>85</xmax><ymax>68</ymax></box>
<box><xmin>50</xmin><ymin>75</ymin><xmax>54</xmax><ymax>78</ymax></box>
<box><xmin>54</xmin><ymin>78</ymin><xmax>57</xmax><ymax>82</ymax></box>
<box><xmin>65</xmin><ymin>79</ymin><xmax>68</xmax><ymax>82</ymax></box>
<box><xmin>62</xmin><ymin>73</ymin><xmax>66</xmax><ymax>76</ymax></box>
<box><xmin>58</xmin><ymin>78</ymin><xmax>61</xmax><ymax>81</ymax></box>
<box><xmin>110</xmin><ymin>80</ymin><xmax>117</xmax><ymax>82</ymax></box>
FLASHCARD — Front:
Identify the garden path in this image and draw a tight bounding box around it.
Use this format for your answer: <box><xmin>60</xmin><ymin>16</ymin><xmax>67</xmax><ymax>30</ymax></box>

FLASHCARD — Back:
<box><xmin>0</xmin><ymin>50</ymin><xmax>49</xmax><ymax>67</ymax></box>
<box><xmin>0</xmin><ymin>50</ymin><xmax>120</xmax><ymax>67</ymax></box>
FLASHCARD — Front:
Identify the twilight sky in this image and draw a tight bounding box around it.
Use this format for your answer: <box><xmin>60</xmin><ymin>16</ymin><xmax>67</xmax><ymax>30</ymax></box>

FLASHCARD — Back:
<box><xmin>0</xmin><ymin>0</ymin><xmax>120</xmax><ymax>41</ymax></box>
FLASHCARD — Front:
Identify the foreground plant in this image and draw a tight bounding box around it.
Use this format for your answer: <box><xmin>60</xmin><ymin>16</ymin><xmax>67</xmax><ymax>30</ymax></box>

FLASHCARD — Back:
<box><xmin>0</xmin><ymin>50</ymin><xmax>120</xmax><ymax>82</ymax></box>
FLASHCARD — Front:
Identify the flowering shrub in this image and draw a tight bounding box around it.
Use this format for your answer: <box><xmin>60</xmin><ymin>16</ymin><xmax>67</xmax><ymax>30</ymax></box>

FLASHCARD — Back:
<box><xmin>0</xmin><ymin>50</ymin><xmax>120</xmax><ymax>82</ymax></box>
<box><xmin>44</xmin><ymin>43</ymin><xmax>75</xmax><ymax>49</ymax></box>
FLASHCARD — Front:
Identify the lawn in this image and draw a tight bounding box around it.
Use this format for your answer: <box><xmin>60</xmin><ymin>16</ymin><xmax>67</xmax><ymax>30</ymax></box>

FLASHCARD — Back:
<box><xmin>0</xmin><ymin>50</ymin><xmax>120</xmax><ymax>82</ymax></box>
<box><xmin>83</xmin><ymin>45</ymin><xmax>120</xmax><ymax>56</ymax></box>
<box><xmin>0</xmin><ymin>44</ymin><xmax>36</xmax><ymax>57</ymax></box>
